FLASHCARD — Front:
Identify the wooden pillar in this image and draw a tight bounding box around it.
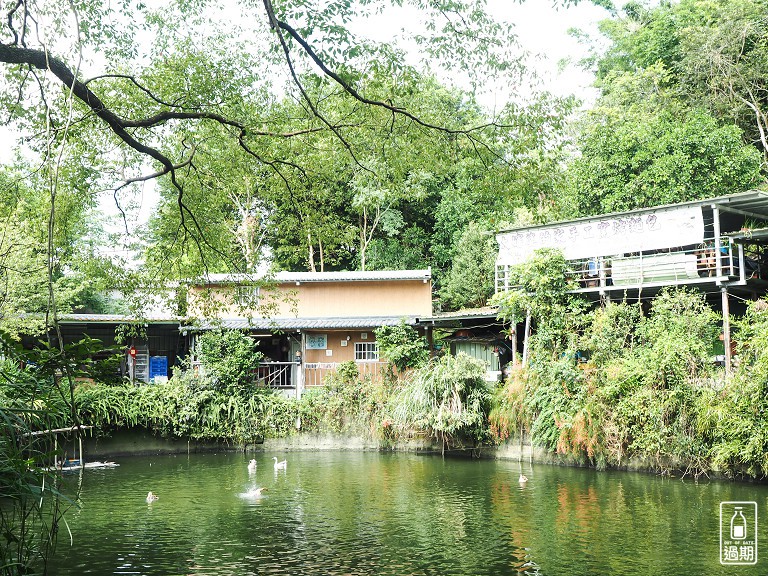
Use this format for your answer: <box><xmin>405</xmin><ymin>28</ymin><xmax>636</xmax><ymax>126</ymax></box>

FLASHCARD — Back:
<box><xmin>722</xmin><ymin>287</ymin><xmax>732</xmax><ymax>375</ymax></box>
<box><xmin>426</xmin><ymin>325</ymin><xmax>435</xmax><ymax>358</ymax></box>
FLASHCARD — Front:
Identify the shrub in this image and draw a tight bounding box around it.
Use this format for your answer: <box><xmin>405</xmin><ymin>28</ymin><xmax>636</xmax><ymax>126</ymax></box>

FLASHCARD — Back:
<box><xmin>196</xmin><ymin>329</ymin><xmax>263</xmax><ymax>394</ymax></box>
<box><xmin>388</xmin><ymin>352</ymin><xmax>491</xmax><ymax>450</ymax></box>
<box><xmin>299</xmin><ymin>363</ymin><xmax>387</xmax><ymax>435</ymax></box>
<box><xmin>375</xmin><ymin>320</ymin><xmax>430</xmax><ymax>374</ymax></box>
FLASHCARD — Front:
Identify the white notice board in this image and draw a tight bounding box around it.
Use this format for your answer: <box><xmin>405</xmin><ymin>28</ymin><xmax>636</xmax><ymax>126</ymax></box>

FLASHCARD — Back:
<box><xmin>496</xmin><ymin>206</ymin><xmax>704</xmax><ymax>266</ymax></box>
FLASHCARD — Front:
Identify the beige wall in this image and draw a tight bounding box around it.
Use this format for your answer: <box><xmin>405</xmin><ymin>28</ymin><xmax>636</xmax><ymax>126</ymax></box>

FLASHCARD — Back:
<box><xmin>302</xmin><ymin>329</ymin><xmax>383</xmax><ymax>364</ymax></box>
<box><xmin>189</xmin><ymin>279</ymin><xmax>432</xmax><ymax>319</ymax></box>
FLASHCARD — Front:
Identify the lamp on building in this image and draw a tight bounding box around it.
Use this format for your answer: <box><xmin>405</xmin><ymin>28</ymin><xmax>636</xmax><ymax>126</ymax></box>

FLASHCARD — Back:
<box><xmin>295</xmin><ymin>350</ymin><xmax>302</xmax><ymax>364</ymax></box>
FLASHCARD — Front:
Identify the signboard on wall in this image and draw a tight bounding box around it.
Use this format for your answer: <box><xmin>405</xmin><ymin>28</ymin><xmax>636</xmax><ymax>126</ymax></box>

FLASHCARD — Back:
<box><xmin>306</xmin><ymin>333</ymin><xmax>328</xmax><ymax>349</ymax></box>
<box><xmin>496</xmin><ymin>206</ymin><xmax>705</xmax><ymax>266</ymax></box>
<box><xmin>149</xmin><ymin>356</ymin><xmax>168</xmax><ymax>382</ymax></box>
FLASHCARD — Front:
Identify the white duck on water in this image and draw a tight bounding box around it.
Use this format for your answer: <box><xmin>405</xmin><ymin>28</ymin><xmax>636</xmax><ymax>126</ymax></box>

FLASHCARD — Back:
<box><xmin>248</xmin><ymin>459</ymin><xmax>258</xmax><ymax>473</ymax></box>
<box><xmin>146</xmin><ymin>491</ymin><xmax>159</xmax><ymax>502</ymax></box>
<box><xmin>273</xmin><ymin>457</ymin><xmax>287</xmax><ymax>470</ymax></box>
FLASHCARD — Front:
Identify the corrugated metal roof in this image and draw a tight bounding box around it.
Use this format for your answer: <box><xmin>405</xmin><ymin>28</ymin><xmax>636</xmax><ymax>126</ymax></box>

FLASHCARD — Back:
<box><xmin>57</xmin><ymin>314</ymin><xmax>180</xmax><ymax>324</ymax></box>
<box><xmin>428</xmin><ymin>306</ymin><xmax>499</xmax><ymax>320</ymax></box>
<box><xmin>199</xmin><ymin>269</ymin><xmax>431</xmax><ymax>284</ymax></box>
<box><xmin>497</xmin><ymin>190</ymin><xmax>768</xmax><ymax>234</ymax></box>
<box><xmin>184</xmin><ymin>316</ymin><xmax>418</xmax><ymax>331</ymax></box>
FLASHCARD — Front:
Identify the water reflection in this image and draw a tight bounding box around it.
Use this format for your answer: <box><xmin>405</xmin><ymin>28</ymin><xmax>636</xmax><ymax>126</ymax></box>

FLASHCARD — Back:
<box><xmin>49</xmin><ymin>452</ymin><xmax>768</xmax><ymax>576</ymax></box>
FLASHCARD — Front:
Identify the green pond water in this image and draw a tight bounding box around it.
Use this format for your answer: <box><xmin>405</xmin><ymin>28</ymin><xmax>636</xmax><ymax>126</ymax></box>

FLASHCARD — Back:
<box><xmin>48</xmin><ymin>451</ymin><xmax>768</xmax><ymax>575</ymax></box>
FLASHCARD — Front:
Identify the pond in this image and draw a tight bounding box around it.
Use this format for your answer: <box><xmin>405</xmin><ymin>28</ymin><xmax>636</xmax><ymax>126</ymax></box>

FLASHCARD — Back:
<box><xmin>50</xmin><ymin>451</ymin><xmax>768</xmax><ymax>575</ymax></box>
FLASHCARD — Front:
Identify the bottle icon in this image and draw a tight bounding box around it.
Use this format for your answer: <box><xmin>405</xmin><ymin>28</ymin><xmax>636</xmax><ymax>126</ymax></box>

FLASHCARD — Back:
<box><xmin>731</xmin><ymin>507</ymin><xmax>747</xmax><ymax>540</ymax></box>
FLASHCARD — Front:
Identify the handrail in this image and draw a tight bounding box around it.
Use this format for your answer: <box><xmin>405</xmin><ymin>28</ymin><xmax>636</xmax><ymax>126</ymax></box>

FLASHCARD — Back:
<box><xmin>494</xmin><ymin>237</ymin><xmax>767</xmax><ymax>293</ymax></box>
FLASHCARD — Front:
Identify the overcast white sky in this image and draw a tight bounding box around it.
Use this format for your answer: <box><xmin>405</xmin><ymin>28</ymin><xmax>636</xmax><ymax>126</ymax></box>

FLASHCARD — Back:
<box><xmin>488</xmin><ymin>0</ymin><xmax>608</xmax><ymax>103</ymax></box>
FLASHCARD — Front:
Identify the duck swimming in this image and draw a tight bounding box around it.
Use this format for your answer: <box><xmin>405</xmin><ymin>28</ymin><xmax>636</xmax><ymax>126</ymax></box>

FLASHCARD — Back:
<box><xmin>248</xmin><ymin>459</ymin><xmax>258</xmax><ymax>473</ymax></box>
<box><xmin>239</xmin><ymin>486</ymin><xmax>268</xmax><ymax>500</ymax></box>
<box><xmin>273</xmin><ymin>457</ymin><xmax>287</xmax><ymax>470</ymax></box>
<box><xmin>146</xmin><ymin>491</ymin><xmax>159</xmax><ymax>502</ymax></box>
<box><xmin>518</xmin><ymin>474</ymin><xmax>528</xmax><ymax>483</ymax></box>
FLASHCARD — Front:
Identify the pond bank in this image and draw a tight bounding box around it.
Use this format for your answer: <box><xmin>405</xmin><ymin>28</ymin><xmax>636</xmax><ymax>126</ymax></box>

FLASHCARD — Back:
<box><xmin>81</xmin><ymin>429</ymin><xmax>745</xmax><ymax>481</ymax></box>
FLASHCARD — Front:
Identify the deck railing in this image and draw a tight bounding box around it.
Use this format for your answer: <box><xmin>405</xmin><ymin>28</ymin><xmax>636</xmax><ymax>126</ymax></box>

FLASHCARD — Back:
<box><xmin>496</xmin><ymin>239</ymin><xmax>767</xmax><ymax>293</ymax></box>
<box><xmin>191</xmin><ymin>359</ymin><xmax>385</xmax><ymax>389</ymax></box>
<box><xmin>303</xmin><ymin>361</ymin><xmax>385</xmax><ymax>387</ymax></box>
<box><xmin>255</xmin><ymin>361</ymin><xmax>296</xmax><ymax>388</ymax></box>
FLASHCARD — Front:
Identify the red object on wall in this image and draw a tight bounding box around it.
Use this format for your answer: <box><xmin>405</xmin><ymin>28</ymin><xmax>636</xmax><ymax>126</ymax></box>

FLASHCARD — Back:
<box><xmin>128</xmin><ymin>346</ymin><xmax>137</xmax><ymax>358</ymax></box>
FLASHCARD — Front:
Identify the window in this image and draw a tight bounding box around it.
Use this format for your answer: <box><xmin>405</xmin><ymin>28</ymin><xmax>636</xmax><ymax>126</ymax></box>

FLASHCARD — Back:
<box><xmin>235</xmin><ymin>285</ymin><xmax>259</xmax><ymax>307</ymax></box>
<box><xmin>354</xmin><ymin>342</ymin><xmax>379</xmax><ymax>362</ymax></box>
<box><xmin>306</xmin><ymin>333</ymin><xmax>328</xmax><ymax>349</ymax></box>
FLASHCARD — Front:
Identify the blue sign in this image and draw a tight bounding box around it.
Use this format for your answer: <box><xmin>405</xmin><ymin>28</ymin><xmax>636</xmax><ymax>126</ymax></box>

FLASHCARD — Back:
<box><xmin>149</xmin><ymin>356</ymin><xmax>168</xmax><ymax>381</ymax></box>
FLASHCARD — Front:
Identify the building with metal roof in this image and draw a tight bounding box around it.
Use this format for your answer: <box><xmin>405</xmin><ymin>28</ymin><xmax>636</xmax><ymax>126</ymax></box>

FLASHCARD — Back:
<box><xmin>494</xmin><ymin>190</ymin><xmax>768</xmax><ymax>372</ymax></box>
<box><xmin>52</xmin><ymin>269</ymin><xmax>433</xmax><ymax>391</ymax></box>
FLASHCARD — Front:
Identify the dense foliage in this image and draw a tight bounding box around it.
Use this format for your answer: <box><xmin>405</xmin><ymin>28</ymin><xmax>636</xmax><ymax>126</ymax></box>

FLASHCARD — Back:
<box><xmin>0</xmin><ymin>343</ymin><xmax>79</xmax><ymax>576</ymax></box>
<box><xmin>70</xmin><ymin>352</ymin><xmax>492</xmax><ymax>452</ymax></box>
<box><xmin>591</xmin><ymin>0</ymin><xmax>768</xmax><ymax>165</ymax></box>
<box><xmin>374</xmin><ymin>321</ymin><xmax>430</xmax><ymax>374</ymax></box>
<box><xmin>387</xmin><ymin>352</ymin><xmax>491</xmax><ymax>451</ymax></box>
<box><xmin>564</xmin><ymin>104</ymin><xmax>763</xmax><ymax>215</ymax></box>
<box><xmin>73</xmin><ymin>360</ymin><xmax>389</xmax><ymax>443</ymax></box>
<box><xmin>439</xmin><ymin>222</ymin><xmax>498</xmax><ymax>310</ymax></box>
<box><xmin>196</xmin><ymin>329</ymin><xmax>263</xmax><ymax>394</ymax></box>
<box><xmin>491</xmin><ymin>272</ymin><xmax>768</xmax><ymax>478</ymax></box>
<box><xmin>562</xmin><ymin>0</ymin><xmax>768</xmax><ymax>217</ymax></box>
<box><xmin>0</xmin><ymin>168</ymin><xmax>118</xmax><ymax>338</ymax></box>
<box><xmin>492</xmin><ymin>248</ymin><xmax>589</xmax><ymax>356</ymax></box>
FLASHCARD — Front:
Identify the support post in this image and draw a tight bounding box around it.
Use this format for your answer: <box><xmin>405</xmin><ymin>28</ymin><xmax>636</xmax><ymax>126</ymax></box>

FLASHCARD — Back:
<box><xmin>722</xmin><ymin>287</ymin><xmax>732</xmax><ymax>375</ymax></box>
<box><xmin>738</xmin><ymin>243</ymin><xmax>746</xmax><ymax>282</ymax></box>
<box><xmin>297</xmin><ymin>332</ymin><xmax>306</xmax><ymax>399</ymax></box>
<box><xmin>713</xmin><ymin>204</ymin><xmax>723</xmax><ymax>280</ymax></box>
<box><xmin>522</xmin><ymin>310</ymin><xmax>531</xmax><ymax>366</ymax></box>
<box><xmin>511</xmin><ymin>324</ymin><xmax>518</xmax><ymax>366</ymax></box>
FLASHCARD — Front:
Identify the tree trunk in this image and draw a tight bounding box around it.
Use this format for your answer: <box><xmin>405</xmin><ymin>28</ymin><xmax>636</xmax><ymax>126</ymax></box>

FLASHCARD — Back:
<box><xmin>359</xmin><ymin>210</ymin><xmax>367</xmax><ymax>271</ymax></box>
<box><xmin>307</xmin><ymin>232</ymin><xmax>316</xmax><ymax>272</ymax></box>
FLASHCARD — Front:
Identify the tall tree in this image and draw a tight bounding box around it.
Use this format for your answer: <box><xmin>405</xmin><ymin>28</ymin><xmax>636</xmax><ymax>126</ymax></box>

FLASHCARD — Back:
<box><xmin>0</xmin><ymin>166</ymin><xmax>116</xmax><ymax>337</ymax></box>
<box><xmin>588</xmin><ymin>0</ymin><xmax>768</xmax><ymax>166</ymax></box>
<box><xmin>439</xmin><ymin>222</ymin><xmax>497</xmax><ymax>311</ymax></box>
<box><xmin>565</xmin><ymin>1</ymin><xmax>767</xmax><ymax>216</ymax></box>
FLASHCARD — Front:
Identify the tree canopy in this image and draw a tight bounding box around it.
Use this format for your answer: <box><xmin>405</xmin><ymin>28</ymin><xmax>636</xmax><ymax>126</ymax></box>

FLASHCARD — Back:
<box><xmin>2</xmin><ymin>0</ymin><xmax>768</xmax><ymax>318</ymax></box>
<box><xmin>561</xmin><ymin>0</ymin><xmax>767</xmax><ymax>217</ymax></box>
<box><xmin>591</xmin><ymin>0</ymin><xmax>768</xmax><ymax>164</ymax></box>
